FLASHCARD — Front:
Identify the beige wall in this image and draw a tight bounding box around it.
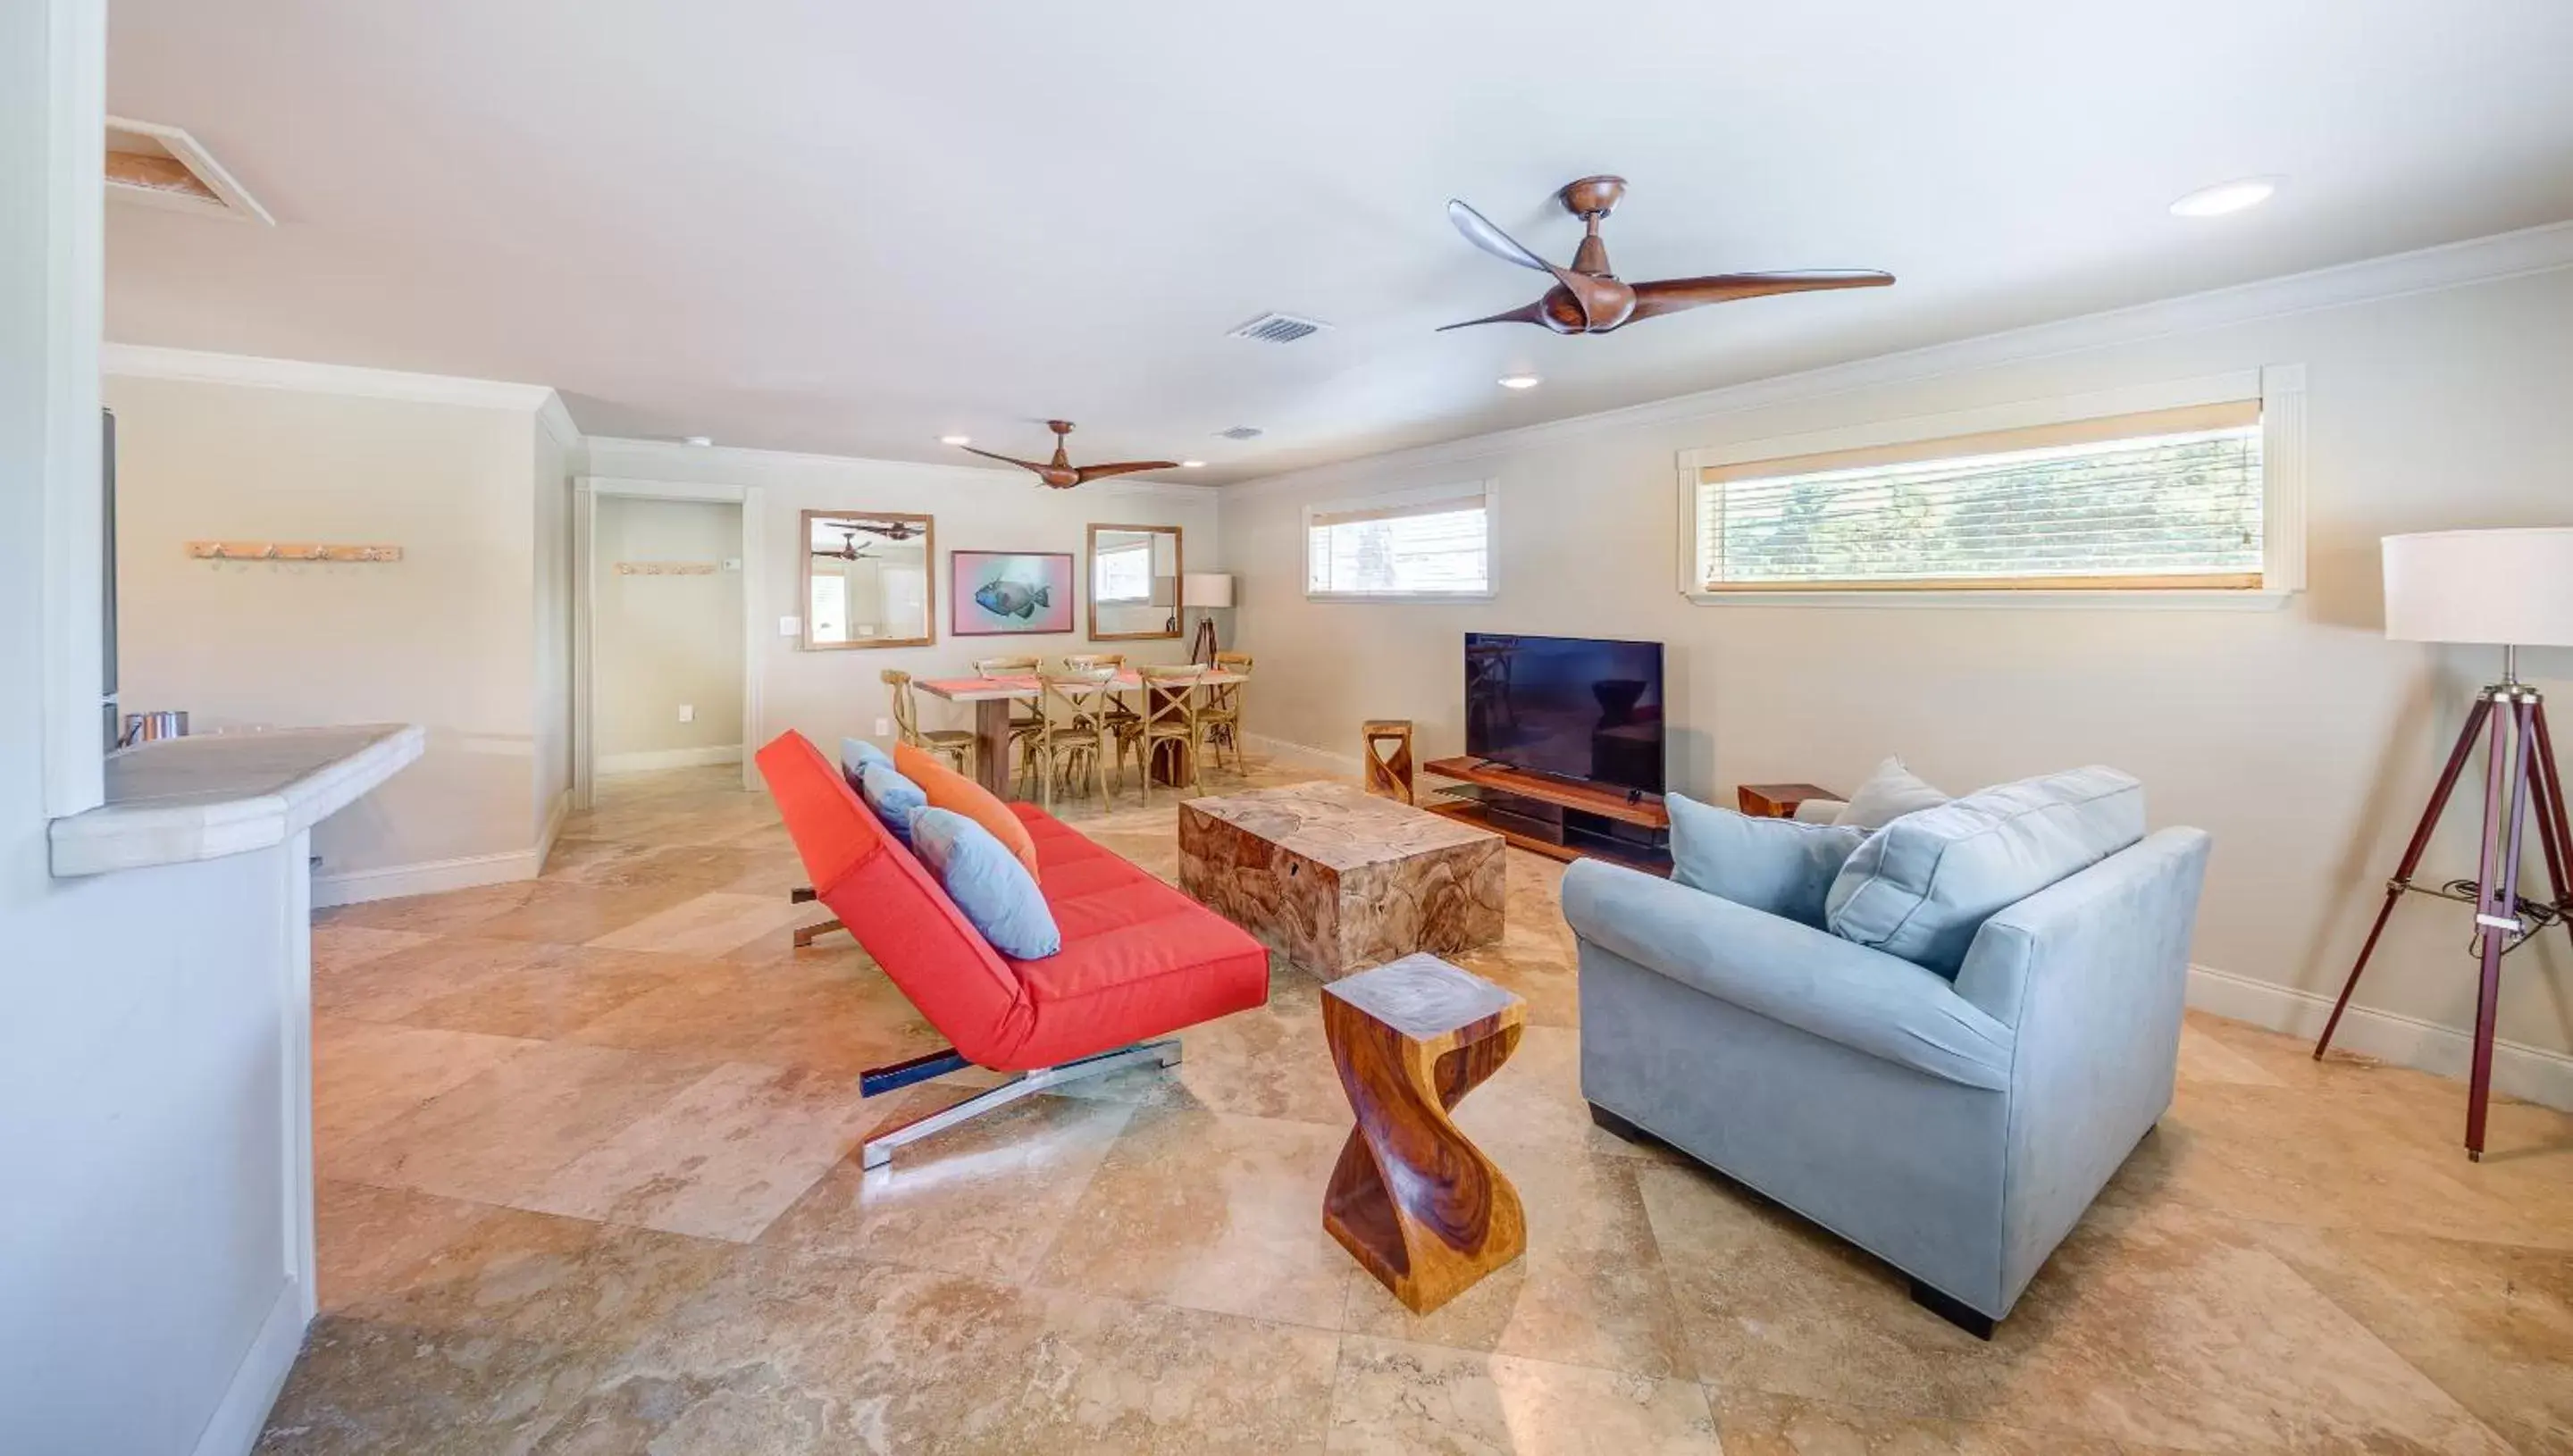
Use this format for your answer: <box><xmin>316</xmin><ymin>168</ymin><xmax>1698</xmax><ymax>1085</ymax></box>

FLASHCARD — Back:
<box><xmin>1220</xmin><ymin>263</ymin><xmax>2573</xmax><ymax>1075</ymax></box>
<box><xmin>592</xmin><ymin>495</ymin><xmax>744</xmax><ymax>768</ymax></box>
<box><xmin>582</xmin><ymin>440</ymin><xmax>1219</xmax><ymax>757</ymax></box>
<box><xmin>104</xmin><ymin>373</ymin><xmax>556</xmax><ymax>882</ymax></box>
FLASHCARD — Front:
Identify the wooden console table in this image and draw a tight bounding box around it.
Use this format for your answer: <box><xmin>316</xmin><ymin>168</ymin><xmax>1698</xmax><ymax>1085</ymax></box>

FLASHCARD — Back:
<box><xmin>1737</xmin><ymin>782</ymin><xmax>1840</xmax><ymax>819</ymax></box>
<box><xmin>1418</xmin><ymin>756</ymin><xmax>1671</xmax><ymax>875</ymax></box>
<box><xmin>1322</xmin><ymin>954</ymin><xmax>1527</xmax><ymax>1315</ymax></box>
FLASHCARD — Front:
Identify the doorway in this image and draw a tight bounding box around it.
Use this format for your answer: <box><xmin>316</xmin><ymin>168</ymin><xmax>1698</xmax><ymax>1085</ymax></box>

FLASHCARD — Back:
<box><xmin>574</xmin><ymin>479</ymin><xmax>765</xmax><ymax>807</ymax></box>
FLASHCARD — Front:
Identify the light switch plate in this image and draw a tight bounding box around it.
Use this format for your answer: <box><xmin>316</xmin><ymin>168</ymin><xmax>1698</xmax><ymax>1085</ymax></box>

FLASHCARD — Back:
<box><xmin>874</xmin><ymin>717</ymin><xmax>891</xmax><ymax>737</ymax></box>
<box><xmin>779</xmin><ymin>615</ymin><xmax>802</xmax><ymax>637</ymax></box>
<box><xmin>678</xmin><ymin>704</ymin><xmax>695</xmax><ymax>724</ymax></box>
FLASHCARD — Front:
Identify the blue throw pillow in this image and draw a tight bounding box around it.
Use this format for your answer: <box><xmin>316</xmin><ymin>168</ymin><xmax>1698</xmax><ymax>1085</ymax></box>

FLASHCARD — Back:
<box><xmin>841</xmin><ymin>736</ymin><xmax>893</xmax><ymax>788</ymax></box>
<box><xmin>1668</xmin><ymin>792</ymin><xmax>1865</xmax><ymax>928</ymax></box>
<box><xmin>907</xmin><ymin>806</ymin><xmax>1061</xmax><ymax>958</ymax></box>
<box><xmin>855</xmin><ymin>759</ymin><xmax>928</xmax><ymax>846</ymax></box>
<box><xmin>1827</xmin><ymin>766</ymin><xmax>2145</xmax><ymax>978</ymax></box>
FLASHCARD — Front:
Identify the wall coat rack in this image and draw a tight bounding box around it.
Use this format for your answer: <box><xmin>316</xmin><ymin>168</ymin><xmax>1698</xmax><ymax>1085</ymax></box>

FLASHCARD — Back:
<box><xmin>187</xmin><ymin>540</ymin><xmax>403</xmax><ymax>563</ymax></box>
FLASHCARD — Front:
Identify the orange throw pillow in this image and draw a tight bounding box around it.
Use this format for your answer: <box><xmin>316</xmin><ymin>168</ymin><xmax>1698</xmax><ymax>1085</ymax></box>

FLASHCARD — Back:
<box><xmin>894</xmin><ymin>742</ymin><xmax>1041</xmax><ymax>882</ymax></box>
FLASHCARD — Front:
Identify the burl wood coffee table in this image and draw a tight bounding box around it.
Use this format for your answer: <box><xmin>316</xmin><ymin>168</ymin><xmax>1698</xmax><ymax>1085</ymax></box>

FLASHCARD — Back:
<box><xmin>1322</xmin><ymin>954</ymin><xmax>1527</xmax><ymax>1315</ymax></box>
<box><xmin>1178</xmin><ymin>781</ymin><xmax>1504</xmax><ymax>979</ymax></box>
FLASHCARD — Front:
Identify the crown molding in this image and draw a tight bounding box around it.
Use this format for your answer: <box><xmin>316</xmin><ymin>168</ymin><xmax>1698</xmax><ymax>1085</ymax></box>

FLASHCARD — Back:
<box><xmin>100</xmin><ymin>342</ymin><xmax>560</xmax><ymax>414</ymax></box>
<box><xmin>534</xmin><ymin>392</ymin><xmax>582</xmax><ymax>450</ymax></box>
<box><xmin>1226</xmin><ymin>219</ymin><xmax>2573</xmax><ymax>499</ymax></box>
<box><xmin>582</xmin><ymin>434</ymin><xmax>1220</xmax><ymax>498</ymax></box>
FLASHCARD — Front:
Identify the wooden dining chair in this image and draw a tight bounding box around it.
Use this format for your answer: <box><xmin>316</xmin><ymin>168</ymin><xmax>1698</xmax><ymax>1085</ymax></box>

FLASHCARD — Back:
<box><xmin>1066</xmin><ymin>654</ymin><xmax>1140</xmax><ymax>733</ymax></box>
<box><xmin>1115</xmin><ymin>664</ymin><xmax>1205</xmax><ymax>802</ymax></box>
<box><xmin>974</xmin><ymin>655</ymin><xmax>1046</xmax><ymax>793</ymax></box>
<box><xmin>1200</xmin><ymin>653</ymin><xmax>1253</xmax><ymax>775</ymax></box>
<box><xmin>882</xmin><ymin>670</ymin><xmax>976</xmax><ymax>777</ymax></box>
<box><xmin>1034</xmin><ymin>667</ymin><xmax>1115</xmax><ymax>813</ymax></box>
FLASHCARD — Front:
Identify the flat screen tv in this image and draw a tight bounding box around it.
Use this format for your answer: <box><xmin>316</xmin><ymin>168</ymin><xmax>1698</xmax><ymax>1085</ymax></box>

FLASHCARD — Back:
<box><xmin>1463</xmin><ymin>632</ymin><xmax>1665</xmax><ymax>796</ymax></box>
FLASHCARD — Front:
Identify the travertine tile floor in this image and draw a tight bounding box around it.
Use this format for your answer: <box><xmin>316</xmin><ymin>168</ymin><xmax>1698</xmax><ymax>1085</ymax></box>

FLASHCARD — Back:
<box><xmin>265</xmin><ymin>762</ymin><xmax>2573</xmax><ymax>1454</ymax></box>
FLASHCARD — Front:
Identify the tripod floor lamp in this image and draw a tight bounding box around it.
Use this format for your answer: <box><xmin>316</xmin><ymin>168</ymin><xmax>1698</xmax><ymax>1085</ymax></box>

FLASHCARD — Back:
<box><xmin>2317</xmin><ymin>528</ymin><xmax>2573</xmax><ymax>1159</ymax></box>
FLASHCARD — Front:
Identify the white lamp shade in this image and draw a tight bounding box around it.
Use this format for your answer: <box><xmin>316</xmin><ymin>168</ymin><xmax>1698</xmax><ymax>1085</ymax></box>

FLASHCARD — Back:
<box><xmin>1181</xmin><ymin>572</ymin><xmax>1236</xmax><ymax>609</ymax></box>
<box><xmin>2383</xmin><ymin>529</ymin><xmax>2573</xmax><ymax>646</ymax></box>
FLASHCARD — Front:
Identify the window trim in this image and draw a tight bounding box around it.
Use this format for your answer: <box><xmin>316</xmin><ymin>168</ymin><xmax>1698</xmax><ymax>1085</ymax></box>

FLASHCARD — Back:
<box><xmin>1675</xmin><ymin>366</ymin><xmax>2305</xmax><ymax>611</ymax></box>
<box><xmin>1303</xmin><ymin>478</ymin><xmax>1500</xmax><ymax>603</ymax></box>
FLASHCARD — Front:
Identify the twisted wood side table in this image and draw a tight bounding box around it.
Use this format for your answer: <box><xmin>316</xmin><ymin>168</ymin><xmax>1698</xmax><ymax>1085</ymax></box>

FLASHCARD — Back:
<box><xmin>1321</xmin><ymin>953</ymin><xmax>1527</xmax><ymax>1314</ymax></box>
<box><xmin>1361</xmin><ymin>719</ymin><xmax>1415</xmax><ymax>804</ymax></box>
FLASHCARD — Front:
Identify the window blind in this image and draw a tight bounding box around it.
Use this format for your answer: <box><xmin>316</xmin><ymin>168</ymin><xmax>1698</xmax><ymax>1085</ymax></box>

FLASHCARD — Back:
<box><xmin>1697</xmin><ymin>400</ymin><xmax>2264</xmax><ymax>592</ymax></box>
<box><xmin>1307</xmin><ymin>487</ymin><xmax>1491</xmax><ymax>597</ymax></box>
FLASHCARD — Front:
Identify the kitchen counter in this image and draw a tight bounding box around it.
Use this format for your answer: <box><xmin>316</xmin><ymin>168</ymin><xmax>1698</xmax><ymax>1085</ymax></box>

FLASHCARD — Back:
<box><xmin>48</xmin><ymin>724</ymin><xmax>425</xmax><ymax>876</ymax></box>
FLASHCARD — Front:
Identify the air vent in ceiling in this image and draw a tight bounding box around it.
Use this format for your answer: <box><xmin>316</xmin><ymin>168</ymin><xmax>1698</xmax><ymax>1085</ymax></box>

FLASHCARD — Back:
<box><xmin>1214</xmin><ymin>425</ymin><xmax>1264</xmax><ymax>441</ymax></box>
<box><xmin>105</xmin><ymin>116</ymin><xmax>272</xmax><ymax>225</ymax></box>
<box><xmin>1226</xmin><ymin>313</ymin><xmax>1330</xmax><ymax>345</ymax></box>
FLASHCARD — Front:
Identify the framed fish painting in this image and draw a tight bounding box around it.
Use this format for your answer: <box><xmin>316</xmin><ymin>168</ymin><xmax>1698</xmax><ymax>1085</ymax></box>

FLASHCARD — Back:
<box><xmin>951</xmin><ymin>550</ymin><xmax>1077</xmax><ymax>636</ymax></box>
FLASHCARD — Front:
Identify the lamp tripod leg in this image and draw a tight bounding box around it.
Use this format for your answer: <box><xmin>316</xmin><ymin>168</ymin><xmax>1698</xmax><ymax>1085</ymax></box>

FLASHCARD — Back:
<box><xmin>2529</xmin><ymin>702</ymin><xmax>2573</xmax><ymax>932</ymax></box>
<box><xmin>2467</xmin><ymin>697</ymin><xmax>2539</xmax><ymax>1160</ymax></box>
<box><xmin>2317</xmin><ymin>693</ymin><xmax>2494</xmax><ymax>1059</ymax></box>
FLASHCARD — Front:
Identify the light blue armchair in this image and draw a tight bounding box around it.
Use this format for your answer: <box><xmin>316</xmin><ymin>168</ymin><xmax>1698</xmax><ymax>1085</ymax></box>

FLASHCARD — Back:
<box><xmin>1563</xmin><ymin>774</ymin><xmax>2209</xmax><ymax>1335</ymax></box>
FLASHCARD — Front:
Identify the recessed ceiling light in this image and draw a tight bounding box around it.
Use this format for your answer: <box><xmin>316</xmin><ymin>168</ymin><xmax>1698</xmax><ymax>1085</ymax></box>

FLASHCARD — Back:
<box><xmin>938</xmin><ymin>434</ymin><xmax>971</xmax><ymax>446</ymax></box>
<box><xmin>2168</xmin><ymin>177</ymin><xmax>2278</xmax><ymax>218</ymax></box>
<box><xmin>1497</xmin><ymin>374</ymin><xmax>1541</xmax><ymax>390</ymax></box>
<box><xmin>682</xmin><ymin>435</ymin><xmax>713</xmax><ymax>447</ymax></box>
<box><xmin>1180</xmin><ymin>460</ymin><xmax>1206</xmax><ymax>469</ymax></box>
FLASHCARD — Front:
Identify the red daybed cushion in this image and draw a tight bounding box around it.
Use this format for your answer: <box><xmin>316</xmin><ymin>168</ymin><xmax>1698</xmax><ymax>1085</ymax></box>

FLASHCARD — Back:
<box><xmin>757</xmin><ymin>732</ymin><xmax>1268</xmax><ymax>1073</ymax></box>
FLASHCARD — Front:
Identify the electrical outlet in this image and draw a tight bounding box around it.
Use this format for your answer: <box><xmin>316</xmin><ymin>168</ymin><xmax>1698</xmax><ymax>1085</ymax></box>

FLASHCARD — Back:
<box><xmin>678</xmin><ymin>704</ymin><xmax>695</xmax><ymax>724</ymax></box>
<box><xmin>874</xmin><ymin>717</ymin><xmax>891</xmax><ymax>737</ymax></box>
<box><xmin>779</xmin><ymin>615</ymin><xmax>802</xmax><ymax>637</ymax></box>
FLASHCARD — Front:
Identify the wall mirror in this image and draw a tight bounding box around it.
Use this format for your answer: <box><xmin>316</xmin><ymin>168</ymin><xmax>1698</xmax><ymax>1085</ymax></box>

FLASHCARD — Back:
<box><xmin>1086</xmin><ymin>523</ymin><xmax>1183</xmax><ymax>640</ymax></box>
<box><xmin>802</xmin><ymin>511</ymin><xmax>934</xmax><ymax>649</ymax></box>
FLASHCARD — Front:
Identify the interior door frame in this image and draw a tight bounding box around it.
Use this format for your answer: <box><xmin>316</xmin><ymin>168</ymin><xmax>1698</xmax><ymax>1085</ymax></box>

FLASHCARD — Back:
<box><xmin>573</xmin><ymin>476</ymin><xmax>766</xmax><ymax>808</ymax></box>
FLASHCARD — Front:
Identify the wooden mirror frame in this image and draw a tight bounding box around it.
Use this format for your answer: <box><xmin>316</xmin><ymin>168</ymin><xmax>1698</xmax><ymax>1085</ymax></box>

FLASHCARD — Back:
<box><xmin>800</xmin><ymin>510</ymin><xmax>936</xmax><ymax>651</ymax></box>
<box><xmin>1085</xmin><ymin>523</ymin><xmax>1184</xmax><ymax>642</ymax></box>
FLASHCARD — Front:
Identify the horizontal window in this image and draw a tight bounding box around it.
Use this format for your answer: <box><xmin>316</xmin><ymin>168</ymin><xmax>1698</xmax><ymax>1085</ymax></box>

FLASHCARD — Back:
<box><xmin>1092</xmin><ymin>541</ymin><xmax>1152</xmax><ymax>604</ymax></box>
<box><xmin>1305</xmin><ymin>482</ymin><xmax>1496</xmax><ymax>598</ymax></box>
<box><xmin>1696</xmin><ymin>400</ymin><xmax>2266</xmax><ymax>594</ymax></box>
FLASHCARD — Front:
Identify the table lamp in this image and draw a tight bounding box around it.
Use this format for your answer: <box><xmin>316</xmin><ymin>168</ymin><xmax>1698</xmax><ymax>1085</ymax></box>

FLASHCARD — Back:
<box><xmin>2318</xmin><ymin>528</ymin><xmax>2573</xmax><ymax>1159</ymax></box>
<box><xmin>1183</xmin><ymin>572</ymin><xmax>1236</xmax><ymax>666</ymax></box>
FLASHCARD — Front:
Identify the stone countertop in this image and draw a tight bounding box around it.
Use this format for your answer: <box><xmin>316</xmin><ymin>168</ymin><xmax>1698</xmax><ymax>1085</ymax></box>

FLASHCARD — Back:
<box><xmin>48</xmin><ymin>724</ymin><xmax>425</xmax><ymax>877</ymax></box>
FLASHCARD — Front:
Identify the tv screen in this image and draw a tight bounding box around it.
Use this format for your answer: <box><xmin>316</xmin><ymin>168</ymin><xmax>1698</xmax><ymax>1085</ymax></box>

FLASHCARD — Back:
<box><xmin>1463</xmin><ymin>633</ymin><xmax>1664</xmax><ymax>796</ymax></box>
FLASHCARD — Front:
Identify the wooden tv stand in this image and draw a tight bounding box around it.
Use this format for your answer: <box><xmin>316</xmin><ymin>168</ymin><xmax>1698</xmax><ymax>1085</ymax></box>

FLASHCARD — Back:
<box><xmin>1419</xmin><ymin>757</ymin><xmax>1672</xmax><ymax>876</ymax></box>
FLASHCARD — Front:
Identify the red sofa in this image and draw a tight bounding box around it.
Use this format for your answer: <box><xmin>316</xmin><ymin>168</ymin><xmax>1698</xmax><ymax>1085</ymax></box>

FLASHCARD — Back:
<box><xmin>757</xmin><ymin>731</ymin><xmax>1269</xmax><ymax>1076</ymax></box>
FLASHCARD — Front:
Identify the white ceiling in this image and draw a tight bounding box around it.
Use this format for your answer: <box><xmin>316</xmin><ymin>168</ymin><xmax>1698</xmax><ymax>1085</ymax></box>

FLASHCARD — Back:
<box><xmin>105</xmin><ymin>0</ymin><xmax>2573</xmax><ymax>484</ymax></box>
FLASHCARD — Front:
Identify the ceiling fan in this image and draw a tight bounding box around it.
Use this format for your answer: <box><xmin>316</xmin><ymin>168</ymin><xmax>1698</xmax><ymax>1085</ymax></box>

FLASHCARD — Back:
<box><xmin>851</xmin><ymin>519</ymin><xmax>925</xmax><ymax>541</ymax></box>
<box><xmin>1441</xmin><ymin>176</ymin><xmax>1893</xmax><ymax>335</ymax></box>
<box><xmin>956</xmin><ymin>420</ymin><xmax>1177</xmax><ymax>490</ymax></box>
<box><xmin>810</xmin><ymin>528</ymin><xmax>878</xmax><ymax>561</ymax></box>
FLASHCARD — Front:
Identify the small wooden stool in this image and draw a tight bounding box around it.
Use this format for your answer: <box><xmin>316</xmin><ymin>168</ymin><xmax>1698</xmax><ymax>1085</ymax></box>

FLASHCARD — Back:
<box><xmin>1321</xmin><ymin>953</ymin><xmax>1527</xmax><ymax>1314</ymax></box>
<box><xmin>1361</xmin><ymin>719</ymin><xmax>1415</xmax><ymax>804</ymax></box>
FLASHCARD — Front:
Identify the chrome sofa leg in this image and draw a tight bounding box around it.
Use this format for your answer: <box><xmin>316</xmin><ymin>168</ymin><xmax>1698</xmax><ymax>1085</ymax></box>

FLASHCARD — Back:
<box><xmin>859</xmin><ymin>1039</ymin><xmax>1182</xmax><ymax>1170</ymax></box>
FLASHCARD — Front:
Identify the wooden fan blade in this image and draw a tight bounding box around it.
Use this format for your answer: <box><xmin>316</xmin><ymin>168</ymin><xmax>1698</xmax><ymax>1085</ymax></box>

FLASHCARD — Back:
<box><xmin>1072</xmin><ymin>461</ymin><xmax>1183</xmax><ymax>484</ymax></box>
<box><xmin>1628</xmin><ymin>271</ymin><xmax>1893</xmax><ymax>321</ymax></box>
<box><xmin>1447</xmin><ymin>200</ymin><xmax>1558</xmax><ymax>274</ymax></box>
<box><xmin>1436</xmin><ymin>300</ymin><xmax>1549</xmax><ymax>332</ymax></box>
<box><xmin>958</xmin><ymin>446</ymin><xmax>1047</xmax><ymax>473</ymax></box>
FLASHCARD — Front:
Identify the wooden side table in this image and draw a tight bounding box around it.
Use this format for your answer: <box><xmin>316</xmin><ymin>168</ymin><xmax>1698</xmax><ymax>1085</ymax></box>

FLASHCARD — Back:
<box><xmin>1321</xmin><ymin>953</ymin><xmax>1527</xmax><ymax>1314</ymax></box>
<box><xmin>1738</xmin><ymin>782</ymin><xmax>1840</xmax><ymax>819</ymax></box>
<box><xmin>1362</xmin><ymin>719</ymin><xmax>1415</xmax><ymax>804</ymax></box>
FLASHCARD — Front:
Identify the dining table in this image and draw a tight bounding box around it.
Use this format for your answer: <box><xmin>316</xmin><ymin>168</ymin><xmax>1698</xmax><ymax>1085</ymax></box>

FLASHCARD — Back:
<box><xmin>914</xmin><ymin>666</ymin><xmax>1248</xmax><ymax>799</ymax></box>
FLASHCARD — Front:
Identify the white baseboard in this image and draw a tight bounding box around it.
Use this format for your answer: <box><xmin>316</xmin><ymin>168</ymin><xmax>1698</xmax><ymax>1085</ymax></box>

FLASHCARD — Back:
<box><xmin>2188</xmin><ymin>962</ymin><xmax>2573</xmax><ymax>1111</ymax></box>
<box><xmin>312</xmin><ymin>845</ymin><xmax>541</xmax><ymax>908</ymax></box>
<box><xmin>599</xmin><ymin>743</ymin><xmax>743</xmax><ymax>774</ymax></box>
<box><xmin>1244</xmin><ymin>732</ymin><xmax>1363</xmax><ymax>779</ymax></box>
<box><xmin>189</xmin><ymin>1277</ymin><xmax>307</xmax><ymax>1456</ymax></box>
